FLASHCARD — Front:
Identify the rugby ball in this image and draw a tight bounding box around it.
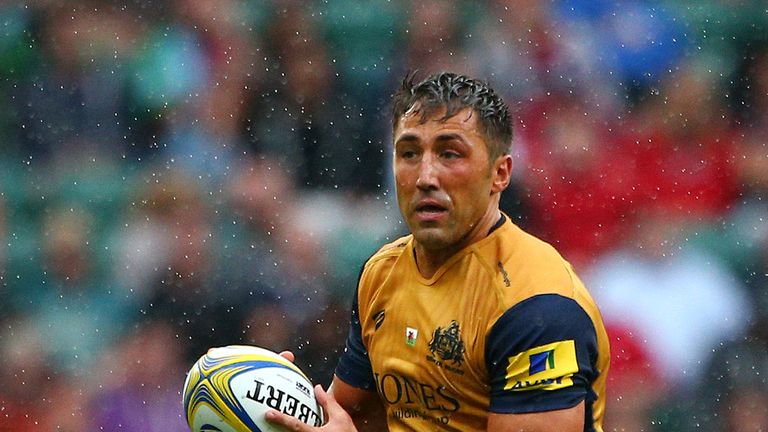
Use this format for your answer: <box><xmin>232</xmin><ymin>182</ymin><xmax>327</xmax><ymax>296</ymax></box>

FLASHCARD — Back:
<box><xmin>183</xmin><ymin>345</ymin><xmax>323</xmax><ymax>432</ymax></box>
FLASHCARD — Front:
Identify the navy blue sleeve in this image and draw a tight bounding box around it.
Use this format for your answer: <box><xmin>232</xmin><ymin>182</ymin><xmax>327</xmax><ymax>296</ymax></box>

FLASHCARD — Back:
<box><xmin>334</xmin><ymin>268</ymin><xmax>376</xmax><ymax>391</ymax></box>
<box><xmin>485</xmin><ymin>294</ymin><xmax>599</xmax><ymax>414</ymax></box>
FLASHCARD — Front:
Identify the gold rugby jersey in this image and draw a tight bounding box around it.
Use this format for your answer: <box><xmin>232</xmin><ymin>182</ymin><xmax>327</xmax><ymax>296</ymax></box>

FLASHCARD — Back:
<box><xmin>335</xmin><ymin>215</ymin><xmax>609</xmax><ymax>431</ymax></box>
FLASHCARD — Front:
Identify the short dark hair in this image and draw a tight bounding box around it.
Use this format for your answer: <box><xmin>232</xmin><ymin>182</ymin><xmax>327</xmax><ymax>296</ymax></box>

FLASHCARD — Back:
<box><xmin>392</xmin><ymin>72</ymin><xmax>513</xmax><ymax>159</ymax></box>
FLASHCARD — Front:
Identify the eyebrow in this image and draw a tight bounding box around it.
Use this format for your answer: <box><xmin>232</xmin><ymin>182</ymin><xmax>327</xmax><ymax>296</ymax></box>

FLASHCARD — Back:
<box><xmin>394</xmin><ymin>133</ymin><xmax>419</xmax><ymax>146</ymax></box>
<box><xmin>395</xmin><ymin>132</ymin><xmax>467</xmax><ymax>146</ymax></box>
<box><xmin>435</xmin><ymin>133</ymin><xmax>466</xmax><ymax>144</ymax></box>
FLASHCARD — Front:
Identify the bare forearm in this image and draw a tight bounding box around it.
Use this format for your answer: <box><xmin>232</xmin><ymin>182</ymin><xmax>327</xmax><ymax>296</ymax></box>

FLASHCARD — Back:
<box><xmin>329</xmin><ymin>377</ymin><xmax>388</xmax><ymax>431</ymax></box>
<box><xmin>349</xmin><ymin>401</ymin><xmax>387</xmax><ymax>432</ymax></box>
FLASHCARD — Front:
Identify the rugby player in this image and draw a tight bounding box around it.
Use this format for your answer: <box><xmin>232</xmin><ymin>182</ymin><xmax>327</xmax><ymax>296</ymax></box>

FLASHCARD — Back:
<box><xmin>268</xmin><ymin>72</ymin><xmax>610</xmax><ymax>432</ymax></box>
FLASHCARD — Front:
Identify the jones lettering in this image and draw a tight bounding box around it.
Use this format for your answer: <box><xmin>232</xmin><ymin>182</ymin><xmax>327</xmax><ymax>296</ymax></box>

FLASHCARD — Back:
<box><xmin>373</xmin><ymin>372</ymin><xmax>460</xmax><ymax>413</ymax></box>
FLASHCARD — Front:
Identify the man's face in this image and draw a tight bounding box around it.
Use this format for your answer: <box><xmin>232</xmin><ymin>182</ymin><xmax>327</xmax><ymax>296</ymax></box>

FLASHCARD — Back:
<box><xmin>393</xmin><ymin>107</ymin><xmax>500</xmax><ymax>251</ymax></box>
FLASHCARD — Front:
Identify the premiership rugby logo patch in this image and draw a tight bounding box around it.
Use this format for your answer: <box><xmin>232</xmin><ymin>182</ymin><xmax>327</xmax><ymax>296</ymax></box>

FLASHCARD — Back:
<box><xmin>504</xmin><ymin>340</ymin><xmax>578</xmax><ymax>391</ymax></box>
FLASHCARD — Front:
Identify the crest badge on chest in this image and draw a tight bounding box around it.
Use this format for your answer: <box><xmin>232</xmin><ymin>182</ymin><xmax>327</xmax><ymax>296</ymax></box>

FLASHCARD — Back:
<box><xmin>426</xmin><ymin>320</ymin><xmax>466</xmax><ymax>375</ymax></box>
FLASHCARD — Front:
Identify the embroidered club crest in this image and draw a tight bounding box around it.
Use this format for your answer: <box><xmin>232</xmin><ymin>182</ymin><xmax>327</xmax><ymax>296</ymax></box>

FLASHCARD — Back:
<box><xmin>428</xmin><ymin>320</ymin><xmax>465</xmax><ymax>366</ymax></box>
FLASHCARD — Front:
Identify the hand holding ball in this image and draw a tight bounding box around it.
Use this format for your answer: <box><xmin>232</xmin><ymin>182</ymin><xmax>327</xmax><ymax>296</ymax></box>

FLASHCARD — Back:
<box><xmin>182</xmin><ymin>345</ymin><xmax>322</xmax><ymax>432</ymax></box>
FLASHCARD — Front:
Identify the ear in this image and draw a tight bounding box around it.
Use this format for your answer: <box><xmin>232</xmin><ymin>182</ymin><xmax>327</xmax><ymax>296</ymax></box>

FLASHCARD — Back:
<box><xmin>490</xmin><ymin>154</ymin><xmax>513</xmax><ymax>194</ymax></box>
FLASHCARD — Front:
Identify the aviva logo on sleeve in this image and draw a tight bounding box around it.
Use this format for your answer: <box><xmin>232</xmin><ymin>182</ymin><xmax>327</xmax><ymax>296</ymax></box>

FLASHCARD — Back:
<box><xmin>504</xmin><ymin>340</ymin><xmax>578</xmax><ymax>391</ymax></box>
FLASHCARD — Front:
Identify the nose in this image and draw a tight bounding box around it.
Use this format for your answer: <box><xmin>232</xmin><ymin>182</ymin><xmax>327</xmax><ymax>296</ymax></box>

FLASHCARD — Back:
<box><xmin>415</xmin><ymin>155</ymin><xmax>439</xmax><ymax>191</ymax></box>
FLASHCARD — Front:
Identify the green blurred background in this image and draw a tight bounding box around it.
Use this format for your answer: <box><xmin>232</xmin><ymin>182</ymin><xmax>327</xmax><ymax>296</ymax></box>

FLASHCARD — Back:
<box><xmin>1</xmin><ymin>0</ymin><xmax>767</xmax><ymax>430</ymax></box>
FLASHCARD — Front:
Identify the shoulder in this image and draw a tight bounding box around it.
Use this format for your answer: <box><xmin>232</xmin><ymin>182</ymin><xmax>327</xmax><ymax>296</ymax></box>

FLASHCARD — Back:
<box><xmin>482</xmin><ymin>222</ymin><xmax>607</xmax><ymax>356</ymax></box>
<box><xmin>361</xmin><ymin>234</ymin><xmax>411</xmax><ymax>272</ymax></box>
<box><xmin>354</xmin><ymin>234</ymin><xmax>411</xmax><ymax>302</ymax></box>
<box><xmin>371</xmin><ymin>234</ymin><xmax>411</xmax><ymax>258</ymax></box>
<box><xmin>484</xmin><ymin>222</ymin><xmax>586</xmax><ymax>308</ymax></box>
<box><xmin>488</xmin><ymin>294</ymin><xmax>598</xmax><ymax>349</ymax></box>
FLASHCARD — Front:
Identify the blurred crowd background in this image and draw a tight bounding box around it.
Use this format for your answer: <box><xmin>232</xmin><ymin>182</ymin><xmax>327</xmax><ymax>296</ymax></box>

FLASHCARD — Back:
<box><xmin>0</xmin><ymin>0</ymin><xmax>767</xmax><ymax>430</ymax></box>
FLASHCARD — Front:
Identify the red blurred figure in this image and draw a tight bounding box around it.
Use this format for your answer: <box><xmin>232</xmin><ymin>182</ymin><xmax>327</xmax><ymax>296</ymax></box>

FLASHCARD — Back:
<box><xmin>619</xmin><ymin>60</ymin><xmax>740</xmax><ymax>221</ymax></box>
<box><xmin>602</xmin><ymin>324</ymin><xmax>665</xmax><ymax>432</ymax></box>
<box><xmin>521</xmin><ymin>95</ymin><xmax>638</xmax><ymax>267</ymax></box>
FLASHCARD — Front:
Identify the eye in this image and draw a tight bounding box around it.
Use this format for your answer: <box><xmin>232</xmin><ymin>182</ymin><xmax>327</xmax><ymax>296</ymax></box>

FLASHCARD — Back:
<box><xmin>441</xmin><ymin>150</ymin><xmax>461</xmax><ymax>159</ymax></box>
<box><xmin>399</xmin><ymin>150</ymin><xmax>418</xmax><ymax>159</ymax></box>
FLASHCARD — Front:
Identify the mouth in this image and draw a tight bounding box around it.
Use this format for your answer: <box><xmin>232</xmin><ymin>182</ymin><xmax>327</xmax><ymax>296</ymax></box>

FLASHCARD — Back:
<box><xmin>416</xmin><ymin>203</ymin><xmax>446</xmax><ymax>212</ymax></box>
<box><xmin>413</xmin><ymin>201</ymin><xmax>449</xmax><ymax>222</ymax></box>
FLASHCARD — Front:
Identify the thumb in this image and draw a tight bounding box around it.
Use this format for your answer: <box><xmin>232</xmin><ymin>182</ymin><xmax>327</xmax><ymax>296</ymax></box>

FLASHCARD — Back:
<box><xmin>312</xmin><ymin>385</ymin><xmax>358</xmax><ymax>431</ymax></box>
<box><xmin>278</xmin><ymin>350</ymin><xmax>295</xmax><ymax>363</ymax></box>
<box><xmin>314</xmin><ymin>384</ymin><xmax>332</xmax><ymax>423</ymax></box>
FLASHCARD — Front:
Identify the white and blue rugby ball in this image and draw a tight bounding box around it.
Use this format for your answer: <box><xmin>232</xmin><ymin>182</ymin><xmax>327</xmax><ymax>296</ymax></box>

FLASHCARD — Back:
<box><xmin>183</xmin><ymin>345</ymin><xmax>323</xmax><ymax>432</ymax></box>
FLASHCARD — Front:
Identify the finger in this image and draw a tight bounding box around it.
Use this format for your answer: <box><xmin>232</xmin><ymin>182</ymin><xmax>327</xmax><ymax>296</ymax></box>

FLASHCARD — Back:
<box><xmin>313</xmin><ymin>385</ymin><xmax>330</xmax><ymax>423</ymax></box>
<box><xmin>264</xmin><ymin>408</ymin><xmax>311</xmax><ymax>431</ymax></box>
<box><xmin>311</xmin><ymin>385</ymin><xmax>358</xmax><ymax>430</ymax></box>
<box><xmin>315</xmin><ymin>384</ymin><xmax>330</xmax><ymax>406</ymax></box>
<box><xmin>314</xmin><ymin>385</ymin><xmax>344</xmax><ymax>421</ymax></box>
<box><xmin>279</xmin><ymin>350</ymin><xmax>295</xmax><ymax>363</ymax></box>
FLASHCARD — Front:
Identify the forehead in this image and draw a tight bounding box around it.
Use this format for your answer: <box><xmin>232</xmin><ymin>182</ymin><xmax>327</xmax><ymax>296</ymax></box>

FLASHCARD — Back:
<box><xmin>395</xmin><ymin>106</ymin><xmax>481</xmax><ymax>137</ymax></box>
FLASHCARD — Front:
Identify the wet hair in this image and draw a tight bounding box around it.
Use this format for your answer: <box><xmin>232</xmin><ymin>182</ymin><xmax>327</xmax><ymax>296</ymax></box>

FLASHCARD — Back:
<box><xmin>392</xmin><ymin>71</ymin><xmax>513</xmax><ymax>159</ymax></box>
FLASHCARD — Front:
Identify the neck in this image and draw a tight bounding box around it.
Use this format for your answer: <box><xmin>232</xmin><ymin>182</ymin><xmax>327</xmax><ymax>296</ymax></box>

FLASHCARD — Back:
<box><xmin>414</xmin><ymin>207</ymin><xmax>502</xmax><ymax>278</ymax></box>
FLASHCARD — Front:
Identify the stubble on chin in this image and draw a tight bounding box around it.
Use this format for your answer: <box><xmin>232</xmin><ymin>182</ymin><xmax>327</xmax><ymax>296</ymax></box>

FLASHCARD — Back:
<box><xmin>411</xmin><ymin>223</ymin><xmax>455</xmax><ymax>251</ymax></box>
<box><xmin>412</xmin><ymin>230</ymin><xmax>441</xmax><ymax>250</ymax></box>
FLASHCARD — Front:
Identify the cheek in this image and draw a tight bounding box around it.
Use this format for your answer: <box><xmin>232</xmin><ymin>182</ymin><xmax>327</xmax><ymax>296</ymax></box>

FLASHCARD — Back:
<box><xmin>394</xmin><ymin>172</ymin><xmax>413</xmax><ymax>207</ymax></box>
<box><xmin>394</xmin><ymin>174</ymin><xmax>411</xmax><ymax>196</ymax></box>
<box><xmin>394</xmin><ymin>166</ymin><xmax>420</xmax><ymax>193</ymax></box>
<box><xmin>449</xmin><ymin>175</ymin><xmax>492</xmax><ymax>209</ymax></box>
<box><xmin>444</xmin><ymin>166</ymin><xmax>484</xmax><ymax>189</ymax></box>
<box><xmin>393</xmin><ymin>165</ymin><xmax>408</xmax><ymax>184</ymax></box>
